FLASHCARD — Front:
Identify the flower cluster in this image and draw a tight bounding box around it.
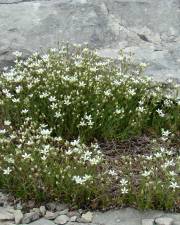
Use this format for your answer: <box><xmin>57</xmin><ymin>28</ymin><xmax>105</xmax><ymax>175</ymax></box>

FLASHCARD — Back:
<box><xmin>0</xmin><ymin>119</ymin><xmax>105</xmax><ymax>205</ymax></box>
<box><xmin>0</xmin><ymin>45</ymin><xmax>179</xmax><ymax>141</ymax></box>
<box><xmin>0</xmin><ymin>45</ymin><xmax>179</xmax><ymax>210</ymax></box>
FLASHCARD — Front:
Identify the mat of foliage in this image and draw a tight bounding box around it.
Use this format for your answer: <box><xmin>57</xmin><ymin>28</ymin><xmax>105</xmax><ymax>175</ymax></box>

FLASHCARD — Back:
<box><xmin>0</xmin><ymin>45</ymin><xmax>179</xmax><ymax>211</ymax></box>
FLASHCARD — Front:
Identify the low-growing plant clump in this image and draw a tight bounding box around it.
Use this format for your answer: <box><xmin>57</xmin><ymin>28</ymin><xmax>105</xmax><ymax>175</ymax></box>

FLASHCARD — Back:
<box><xmin>0</xmin><ymin>44</ymin><xmax>179</xmax><ymax>211</ymax></box>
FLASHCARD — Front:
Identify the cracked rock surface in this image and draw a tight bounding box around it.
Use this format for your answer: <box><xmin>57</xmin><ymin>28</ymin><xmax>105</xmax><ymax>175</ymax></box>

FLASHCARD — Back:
<box><xmin>0</xmin><ymin>0</ymin><xmax>180</xmax><ymax>81</ymax></box>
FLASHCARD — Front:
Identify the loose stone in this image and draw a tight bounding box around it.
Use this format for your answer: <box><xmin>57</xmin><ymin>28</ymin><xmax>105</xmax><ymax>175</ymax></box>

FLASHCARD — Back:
<box><xmin>81</xmin><ymin>211</ymin><xmax>93</xmax><ymax>223</ymax></box>
<box><xmin>27</xmin><ymin>200</ymin><xmax>35</xmax><ymax>209</ymax></box>
<box><xmin>54</xmin><ymin>215</ymin><xmax>69</xmax><ymax>225</ymax></box>
<box><xmin>21</xmin><ymin>212</ymin><xmax>40</xmax><ymax>224</ymax></box>
<box><xmin>67</xmin><ymin>211</ymin><xmax>80</xmax><ymax>218</ymax></box>
<box><xmin>56</xmin><ymin>203</ymin><xmax>68</xmax><ymax>212</ymax></box>
<box><xmin>44</xmin><ymin>211</ymin><xmax>59</xmax><ymax>220</ymax></box>
<box><xmin>31</xmin><ymin>208</ymin><xmax>41</xmax><ymax>215</ymax></box>
<box><xmin>142</xmin><ymin>219</ymin><xmax>155</xmax><ymax>225</ymax></box>
<box><xmin>70</xmin><ymin>215</ymin><xmax>77</xmax><ymax>222</ymax></box>
<box><xmin>58</xmin><ymin>209</ymin><xmax>69</xmax><ymax>216</ymax></box>
<box><xmin>0</xmin><ymin>207</ymin><xmax>15</xmax><ymax>221</ymax></box>
<box><xmin>155</xmin><ymin>217</ymin><xmax>174</xmax><ymax>225</ymax></box>
<box><xmin>39</xmin><ymin>206</ymin><xmax>46</xmax><ymax>216</ymax></box>
<box><xmin>14</xmin><ymin>209</ymin><xmax>23</xmax><ymax>224</ymax></box>
<box><xmin>46</xmin><ymin>202</ymin><xmax>57</xmax><ymax>212</ymax></box>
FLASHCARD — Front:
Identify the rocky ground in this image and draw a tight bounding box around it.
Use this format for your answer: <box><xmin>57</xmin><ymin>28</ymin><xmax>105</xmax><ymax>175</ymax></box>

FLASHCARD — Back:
<box><xmin>0</xmin><ymin>0</ymin><xmax>180</xmax><ymax>81</ymax></box>
<box><xmin>0</xmin><ymin>192</ymin><xmax>180</xmax><ymax>225</ymax></box>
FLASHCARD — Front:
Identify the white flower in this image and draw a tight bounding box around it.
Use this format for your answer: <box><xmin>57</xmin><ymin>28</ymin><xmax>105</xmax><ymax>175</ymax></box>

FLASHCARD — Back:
<box><xmin>169</xmin><ymin>171</ymin><xmax>177</xmax><ymax>177</ymax></box>
<box><xmin>21</xmin><ymin>109</ymin><xmax>28</xmax><ymax>114</ymax></box>
<box><xmin>15</xmin><ymin>86</ymin><xmax>22</xmax><ymax>93</ymax></box>
<box><xmin>39</xmin><ymin>92</ymin><xmax>49</xmax><ymax>98</ymax></box>
<box><xmin>137</xmin><ymin>106</ymin><xmax>145</xmax><ymax>113</ymax></box>
<box><xmin>22</xmin><ymin>153</ymin><xmax>31</xmax><ymax>159</ymax></box>
<box><xmin>41</xmin><ymin>155</ymin><xmax>47</xmax><ymax>161</ymax></box>
<box><xmin>146</xmin><ymin>155</ymin><xmax>153</xmax><ymax>160</ymax></box>
<box><xmin>115</xmin><ymin>108</ymin><xmax>124</xmax><ymax>115</ymax></box>
<box><xmin>72</xmin><ymin>176</ymin><xmax>84</xmax><ymax>184</ymax></box>
<box><xmin>154</xmin><ymin>152</ymin><xmax>162</xmax><ymax>158</ymax></box>
<box><xmin>12</xmin><ymin>98</ymin><xmax>20</xmax><ymax>103</ymax></box>
<box><xmin>40</xmin><ymin>128</ymin><xmax>51</xmax><ymax>136</ymax></box>
<box><xmin>54</xmin><ymin>112</ymin><xmax>61</xmax><ymax>118</ymax></box>
<box><xmin>140</xmin><ymin>62</ymin><xmax>147</xmax><ymax>68</ymax></box>
<box><xmin>87</xmin><ymin>120</ymin><xmax>94</xmax><ymax>127</ymax></box>
<box><xmin>0</xmin><ymin>129</ymin><xmax>6</xmax><ymax>134</ymax></box>
<box><xmin>49</xmin><ymin>96</ymin><xmax>56</xmax><ymax>102</ymax></box>
<box><xmin>121</xmin><ymin>187</ymin><xmax>128</xmax><ymax>194</ymax></box>
<box><xmin>37</xmin><ymin>68</ymin><xmax>44</xmax><ymax>74</ymax></box>
<box><xmin>54</xmin><ymin>136</ymin><xmax>62</xmax><ymax>142</ymax></box>
<box><xmin>161</xmin><ymin>129</ymin><xmax>171</xmax><ymax>137</ymax></box>
<box><xmin>13</xmin><ymin>51</ymin><xmax>22</xmax><ymax>57</ymax></box>
<box><xmin>3</xmin><ymin>66</ymin><xmax>8</xmax><ymax>71</ymax></box>
<box><xmin>64</xmin><ymin>99</ymin><xmax>71</xmax><ymax>105</ymax></box>
<box><xmin>128</xmin><ymin>89</ymin><xmax>136</xmax><ymax>96</ymax></box>
<box><xmin>42</xmin><ymin>54</ymin><xmax>49</xmax><ymax>61</ymax></box>
<box><xmin>120</xmin><ymin>178</ymin><xmax>128</xmax><ymax>186</ymax></box>
<box><xmin>156</xmin><ymin>109</ymin><xmax>165</xmax><ymax>117</ymax></box>
<box><xmin>160</xmin><ymin>147</ymin><xmax>166</xmax><ymax>153</ymax></box>
<box><xmin>79</xmin><ymin>120</ymin><xmax>86</xmax><ymax>127</ymax></box>
<box><xmin>79</xmin><ymin>81</ymin><xmax>86</xmax><ymax>87</ymax></box>
<box><xmin>3</xmin><ymin>167</ymin><xmax>12</xmax><ymax>175</ymax></box>
<box><xmin>108</xmin><ymin>170</ymin><xmax>117</xmax><ymax>176</ymax></box>
<box><xmin>139</xmin><ymin>100</ymin><xmax>144</xmax><ymax>105</ymax></box>
<box><xmin>72</xmin><ymin>174</ymin><xmax>91</xmax><ymax>184</ymax></box>
<box><xmin>89</xmin><ymin>156</ymin><xmax>101</xmax><ymax>165</ymax></box>
<box><xmin>81</xmin><ymin>150</ymin><xmax>92</xmax><ymax>161</ymax></box>
<box><xmin>50</xmin><ymin>103</ymin><xmax>57</xmax><ymax>109</ymax></box>
<box><xmin>104</xmin><ymin>89</ymin><xmax>112</xmax><ymax>97</ymax></box>
<box><xmin>142</xmin><ymin>170</ymin><xmax>151</xmax><ymax>177</ymax></box>
<box><xmin>70</xmin><ymin>139</ymin><xmax>80</xmax><ymax>147</ymax></box>
<box><xmin>4</xmin><ymin>120</ymin><xmax>11</xmax><ymax>126</ymax></box>
<box><xmin>169</xmin><ymin>181</ymin><xmax>179</xmax><ymax>190</ymax></box>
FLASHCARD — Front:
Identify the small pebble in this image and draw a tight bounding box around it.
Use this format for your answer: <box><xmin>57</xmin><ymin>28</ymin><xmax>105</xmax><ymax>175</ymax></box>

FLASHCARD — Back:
<box><xmin>54</xmin><ymin>215</ymin><xmax>69</xmax><ymax>225</ymax></box>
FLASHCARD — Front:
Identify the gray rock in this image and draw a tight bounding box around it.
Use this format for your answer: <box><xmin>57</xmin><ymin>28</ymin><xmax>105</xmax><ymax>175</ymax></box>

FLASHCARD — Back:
<box><xmin>67</xmin><ymin>211</ymin><xmax>80</xmax><ymax>218</ymax></box>
<box><xmin>58</xmin><ymin>209</ymin><xmax>69</xmax><ymax>216</ymax></box>
<box><xmin>0</xmin><ymin>207</ymin><xmax>15</xmax><ymax>221</ymax></box>
<box><xmin>55</xmin><ymin>204</ymin><xmax>68</xmax><ymax>212</ymax></box>
<box><xmin>142</xmin><ymin>219</ymin><xmax>155</xmax><ymax>225</ymax></box>
<box><xmin>14</xmin><ymin>209</ymin><xmax>23</xmax><ymax>224</ymax></box>
<box><xmin>80</xmin><ymin>212</ymin><xmax>93</xmax><ymax>223</ymax></box>
<box><xmin>46</xmin><ymin>202</ymin><xmax>57</xmax><ymax>212</ymax></box>
<box><xmin>155</xmin><ymin>217</ymin><xmax>174</xmax><ymax>225</ymax></box>
<box><xmin>0</xmin><ymin>0</ymin><xmax>180</xmax><ymax>82</ymax></box>
<box><xmin>39</xmin><ymin>206</ymin><xmax>46</xmax><ymax>216</ymax></box>
<box><xmin>27</xmin><ymin>200</ymin><xmax>35</xmax><ymax>209</ymax></box>
<box><xmin>44</xmin><ymin>211</ymin><xmax>59</xmax><ymax>220</ymax></box>
<box><xmin>0</xmin><ymin>192</ymin><xmax>9</xmax><ymax>207</ymax></box>
<box><xmin>31</xmin><ymin>208</ymin><xmax>41</xmax><ymax>215</ymax></box>
<box><xmin>70</xmin><ymin>216</ymin><xmax>77</xmax><ymax>222</ymax></box>
<box><xmin>54</xmin><ymin>215</ymin><xmax>69</xmax><ymax>225</ymax></box>
<box><xmin>21</xmin><ymin>212</ymin><xmax>40</xmax><ymax>224</ymax></box>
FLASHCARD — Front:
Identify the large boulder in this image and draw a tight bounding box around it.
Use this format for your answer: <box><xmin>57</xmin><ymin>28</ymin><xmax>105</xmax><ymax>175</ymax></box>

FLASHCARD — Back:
<box><xmin>0</xmin><ymin>0</ymin><xmax>180</xmax><ymax>81</ymax></box>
